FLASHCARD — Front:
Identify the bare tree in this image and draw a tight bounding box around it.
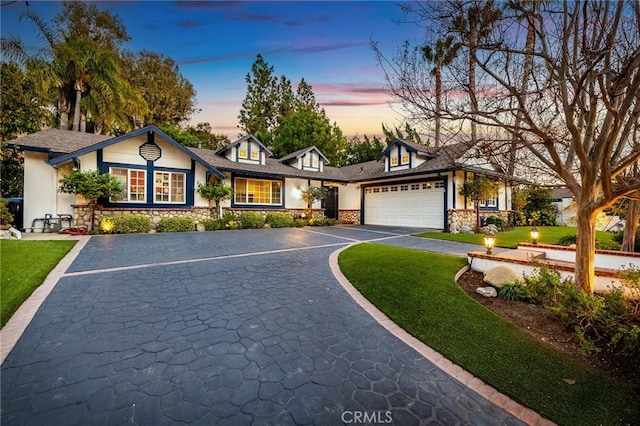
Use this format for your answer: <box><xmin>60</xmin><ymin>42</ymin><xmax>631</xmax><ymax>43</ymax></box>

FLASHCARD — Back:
<box><xmin>377</xmin><ymin>0</ymin><xmax>640</xmax><ymax>293</ymax></box>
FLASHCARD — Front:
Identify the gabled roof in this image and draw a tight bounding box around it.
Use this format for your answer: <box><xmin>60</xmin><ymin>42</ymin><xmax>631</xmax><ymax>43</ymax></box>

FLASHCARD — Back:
<box><xmin>377</xmin><ymin>139</ymin><xmax>435</xmax><ymax>160</ymax></box>
<box><xmin>279</xmin><ymin>146</ymin><xmax>329</xmax><ymax>164</ymax></box>
<box><xmin>6</xmin><ymin>128</ymin><xmax>110</xmax><ymax>153</ymax></box>
<box><xmin>215</xmin><ymin>134</ymin><xmax>273</xmax><ymax>157</ymax></box>
<box><xmin>45</xmin><ymin>125</ymin><xmax>226</xmax><ymax>179</ymax></box>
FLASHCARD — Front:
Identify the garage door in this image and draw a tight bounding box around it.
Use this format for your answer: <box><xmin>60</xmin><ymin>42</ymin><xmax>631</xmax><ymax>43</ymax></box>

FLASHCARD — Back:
<box><xmin>364</xmin><ymin>181</ymin><xmax>445</xmax><ymax>228</ymax></box>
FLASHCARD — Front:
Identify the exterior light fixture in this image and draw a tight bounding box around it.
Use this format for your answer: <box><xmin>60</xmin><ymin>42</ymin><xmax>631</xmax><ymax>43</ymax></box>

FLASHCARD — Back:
<box><xmin>530</xmin><ymin>226</ymin><xmax>540</xmax><ymax>245</ymax></box>
<box><xmin>483</xmin><ymin>231</ymin><xmax>496</xmax><ymax>255</ymax></box>
<box><xmin>100</xmin><ymin>218</ymin><xmax>114</xmax><ymax>233</ymax></box>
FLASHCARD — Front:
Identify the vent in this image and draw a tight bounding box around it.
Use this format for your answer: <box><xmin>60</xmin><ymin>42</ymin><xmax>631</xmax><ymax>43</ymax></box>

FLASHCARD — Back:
<box><xmin>139</xmin><ymin>141</ymin><xmax>161</xmax><ymax>161</ymax></box>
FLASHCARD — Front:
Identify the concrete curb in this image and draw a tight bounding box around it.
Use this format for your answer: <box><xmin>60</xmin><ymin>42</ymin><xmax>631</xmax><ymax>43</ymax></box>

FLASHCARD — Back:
<box><xmin>328</xmin><ymin>244</ymin><xmax>556</xmax><ymax>426</ymax></box>
<box><xmin>1</xmin><ymin>236</ymin><xmax>90</xmax><ymax>366</ymax></box>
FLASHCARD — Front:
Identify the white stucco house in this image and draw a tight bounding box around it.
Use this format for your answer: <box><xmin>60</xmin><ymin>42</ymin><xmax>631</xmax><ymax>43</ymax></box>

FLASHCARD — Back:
<box><xmin>7</xmin><ymin>125</ymin><xmax>520</xmax><ymax>231</ymax></box>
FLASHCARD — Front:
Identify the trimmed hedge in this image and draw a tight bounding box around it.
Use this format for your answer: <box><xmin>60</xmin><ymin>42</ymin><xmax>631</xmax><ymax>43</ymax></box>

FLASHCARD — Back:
<box><xmin>156</xmin><ymin>217</ymin><xmax>195</xmax><ymax>232</ymax></box>
<box><xmin>101</xmin><ymin>214</ymin><xmax>150</xmax><ymax>234</ymax></box>
<box><xmin>201</xmin><ymin>219</ymin><xmax>224</xmax><ymax>231</ymax></box>
<box><xmin>265</xmin><ymin>212</ymin><xmax>294</xmax><ymax>228</ymax></box>
<box><xmin>239</xmin><ymin>211</ymin><xmax>265</xmax><ymax>229</ymax></box>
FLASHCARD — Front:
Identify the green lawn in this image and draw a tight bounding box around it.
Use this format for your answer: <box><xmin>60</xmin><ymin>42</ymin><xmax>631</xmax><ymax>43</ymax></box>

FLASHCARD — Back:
<box><xmin>415</xmin><ymin>226</ymin><xmax>614</xmax><ymax>248</ymax></box>
<box><xmin>339</xmin><ymin>243</ymin><xmax>637</xmax><ymax>426</ymax></box>
<box><xmin>1</xmin><ymin>240</ymin><xmax>76</xmax><ymax>327</ymax></box>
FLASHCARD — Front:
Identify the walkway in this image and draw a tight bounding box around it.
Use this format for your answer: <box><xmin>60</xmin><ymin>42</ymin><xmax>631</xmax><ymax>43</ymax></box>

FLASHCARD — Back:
<box><xmin>1</xmin><ymin>226</ymin><xmax>535</xmax><ymax>425</ymax></box>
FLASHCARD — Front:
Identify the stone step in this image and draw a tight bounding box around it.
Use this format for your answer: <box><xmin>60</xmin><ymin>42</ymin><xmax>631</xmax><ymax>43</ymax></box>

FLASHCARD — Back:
<box><xmin>493</xmin><ymin>249</ymin><xmax>546</xmax><ymax>261</ymax></box>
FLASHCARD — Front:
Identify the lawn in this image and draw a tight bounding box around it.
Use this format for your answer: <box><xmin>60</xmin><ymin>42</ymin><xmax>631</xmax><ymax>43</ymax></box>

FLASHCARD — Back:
<box><xmin>415</xmin><ymin>226</ymin><xmax>615</xmax><ymax>248</ymax></box>
<box><xmin>1</xmin><ymin>240</ymin><xmax>76</xmax><ymax>327</ymax></box>
<box><xmin>339</xmin><ymin>243</ymin><xmax>637</xmax><ymax>426</ymax></box>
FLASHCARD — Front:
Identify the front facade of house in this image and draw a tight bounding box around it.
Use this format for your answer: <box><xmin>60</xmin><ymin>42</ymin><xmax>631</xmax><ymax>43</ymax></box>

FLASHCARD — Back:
<box><xmin>9</xmin><ymin>126</ymin><xmax>517</xmax><ymax>231</ymax></box>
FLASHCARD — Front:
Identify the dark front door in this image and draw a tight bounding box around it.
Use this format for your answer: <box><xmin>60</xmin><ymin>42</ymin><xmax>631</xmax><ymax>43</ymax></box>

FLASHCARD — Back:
<box><xmin>322</xmin><ymin>187</ymin><xmax>339</xmax><ymax>220</ymax></box>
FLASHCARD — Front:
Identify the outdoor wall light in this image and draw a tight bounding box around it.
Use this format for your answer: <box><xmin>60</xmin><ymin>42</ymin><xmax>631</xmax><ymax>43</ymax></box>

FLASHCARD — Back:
<box><xmin>530</xmin><ymin>226</ymin><xmax>540</xmax><ymax>245</ymax></box>
<box><xmin>483</xmin><ymin>231</ymin><xmax>496</xmax><ymax>255</ymax></box>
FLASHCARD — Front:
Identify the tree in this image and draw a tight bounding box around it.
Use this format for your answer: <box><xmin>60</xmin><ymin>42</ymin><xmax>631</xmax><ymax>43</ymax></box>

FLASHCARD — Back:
<box><xmin>382</xmin><ymin>122</ymin><xmax>424</xmax><ymax>144</ymax></box>
<box><xmin>122</xmin><ymin>51</ymin><xmax>198</xmax><ymax>127</ymax></box>
<box><xmin>196</xmin><ymin>180</ymin><xmax>233</xmax><ymax>219</ymax></box>
<box><xmin>344</xmin><ymin>134</ymin><xmax>385</xmax><ymax>165</ymax></box>
<box><xmin>300</xmin><ymin>186</ymin><xmax>328</xmax><ymax>214</ymax></box>
<box><xmin>158</xmin><ymin>124</ymin><xmax>198</xmax><ymax>147</ymax></box>
<box><xmin>522</xmin><ymin>187</ymin><xmax>558</xmax><ymax>226</ymax></box>
<box><xmin>272</xmin><ymin>106</ymin><xmax>347</xmax><ymax>166</ymax></box>
<box><xmin>379</xmin><ymin>0</ymin><xmax>640</xmax><ymax>293</ymax></box>
<box><xmin>53</xmin><ymin>1</ymin><xmax>130</xmax><ymax>50</ymax></box>
<box><xmin>187</xmin><ymin>122</ymin><xmax>230</xmax><ymax>150</ymax></box>
<box><xmin>459</xmin><ymin>175</ymin><xmax>499</xmax><ymax>230</ymax></box>
<box><xmin>0</xmin><ymin>61</ymin><xmax>52</xmax><ymax>140</ymax></box>
<box><xmin>58</xmin><ymin>170</ymin><xmax>122</xmax><ymax>231</ymax></box>
<box><xmin>0</xmin><ymin>144</ymin><xmax>24</xmax><ymax>197</ymax></box>
<box><xmin>238</xmin><ymin>54</ymin><xmax>278</xmax><ymax>142</ymax></box>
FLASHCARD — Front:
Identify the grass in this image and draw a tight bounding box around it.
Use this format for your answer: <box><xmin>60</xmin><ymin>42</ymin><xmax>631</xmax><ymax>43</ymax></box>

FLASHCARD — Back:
<box><xmin>415</xmin><ymin>226</ymin><xmax>615</xmax><ymax>248</ymax></box>
<box><xmin>1</xmin><ymin>240</ymin><xmax>76</xmax><ymax>327</ymax></box>
<box><xmin>339</xmin><ymin>243</ymin><xmax>638</xmax><ymax>426</ymax></box>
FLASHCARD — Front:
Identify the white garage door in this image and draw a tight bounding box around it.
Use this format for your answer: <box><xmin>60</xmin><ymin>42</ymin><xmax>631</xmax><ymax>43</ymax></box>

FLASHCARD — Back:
<box><xmin>364</xmin><ymin>181</ymin><xmax>445</xmax><ymax>228</ymax></box>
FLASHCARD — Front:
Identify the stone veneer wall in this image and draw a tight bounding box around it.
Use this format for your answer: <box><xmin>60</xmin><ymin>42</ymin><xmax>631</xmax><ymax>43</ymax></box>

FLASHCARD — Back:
<box><xmin>447</xmin><ymin>209</ymin><xmax>510</xmax><ymax>231</ymax></box>
<box><xmin>338</xmin><ymin>209</ymin><xmax>361</xmax><ymax>224</ymax></box>
<box><xmin>73</xmin><ymin>205</ymin><xmax>216</xmax><ymax>230</ymax></box>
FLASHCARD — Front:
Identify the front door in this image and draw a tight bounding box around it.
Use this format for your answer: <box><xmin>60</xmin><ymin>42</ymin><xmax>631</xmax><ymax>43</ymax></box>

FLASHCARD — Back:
<box><xmin>322</xmin><ymin>187</ymin><xmax>339</xmax><ymax>220</ymax></box>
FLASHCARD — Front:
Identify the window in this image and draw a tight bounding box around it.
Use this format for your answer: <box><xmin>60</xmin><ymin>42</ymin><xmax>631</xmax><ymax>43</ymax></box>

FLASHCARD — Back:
<box><xmin>411</xmin><ymin>184</ymin><xmax>420</xmax><ymax>190</ymax></box>
<box><xmin>155</xmin><ymin>172</ymin><xmax>185</xmax><ymax>203</ymax></box>
<box><xmin>110</xmin><ymin>167</ymin><xmax>146</xmax><ymax>202</ymax></box>
<box><xmin>390</xmin><ymin>186</ymin><xmax>398</xmax><ymax>192</ymax></box>
<box><xmin>239</xmin><ymin>149</ymin><xmax>248</xmax><ymax>159</ymax></box>
<box><xmin>435</xmin><ymin>181</ymin><xmax>445</xmax><ymax>188</ymax></box>
<box><xmin>365</xmin><ymin>188</ymin><xmax>372</xmax><ymax>193</ymax></box>
<box><xmin>423</xmin><ymin>183</ymin><xmax>432</xmax><ymax>189</ymax></box>
<box><xmin>401</xmin><ymin>154</ymin><xmax>410</xmax><ymax>165</ymax></box>
<box><xmin>400</xmin><ymin>185</ymin><xmax>408</xmax><ymax>191</ymax></box>
<box><xmin>251</xmin><ymin>150</ymin><xmax>259</xmax><ymax>160</ymax></box>
<box><xmin>390</xmin><ymin>157</ymin><xmax>398</xmax><ymax>166</ymax></box>
<box><xmin>234</xmin><ymin>178</ymin><xmax>282</xmax><ymax>205</ymax></box>
<box><xmin>381</xmin><ymin>187</ymin><xmax>389</xmax><ymax>193</ymax></box>
<box><xmin>373</xmin><ymin>188</ymin><xmax>380</xmax><ymax>193</ymax></box>
<box><xmin>480</xmin><ymin>196</ymin><xmax>498</xmax><ymax>208</ymax></box>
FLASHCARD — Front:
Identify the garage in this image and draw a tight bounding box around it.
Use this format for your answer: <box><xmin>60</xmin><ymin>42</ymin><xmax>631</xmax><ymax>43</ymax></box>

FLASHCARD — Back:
<box><xmin>364</xmin><ymin>180</ymin><xmax>445</xmax><ymax>228</ymax></box>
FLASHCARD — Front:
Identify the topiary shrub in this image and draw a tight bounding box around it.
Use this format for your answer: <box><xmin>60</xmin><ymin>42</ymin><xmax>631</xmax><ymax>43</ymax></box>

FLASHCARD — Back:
<box><xmin>265</xmin><ymin>212</ymin><xmax>294</xmax><ymax>228</ymax></box>
<box><xmin>239</xmin><ymin>211</ymin><xmax>265</xmax><ymax>229</ymax></box>
<box><xmin>101</xmin><ymin>214</ymin><xmax>150</xmax><ymax>234</ymax></box>
<box><xmin>156</xmin><ymin>217</ymin><xmax>195</xmax><ymax>232</ymax></box>
<box><xmin>201</xmin><ymin>219</ymin><xmax>224</xmax><ymax>231</ymax></box>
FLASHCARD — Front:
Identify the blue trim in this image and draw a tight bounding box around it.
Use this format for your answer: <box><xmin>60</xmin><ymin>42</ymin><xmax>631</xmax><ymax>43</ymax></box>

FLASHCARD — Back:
<box><xmin>97</xmin><ymin>149</ymin><xmax>104</xmax><ymax>172</ymax></box>
<box><xmin>360</xmin><ymin>186</ymin><xmax>365</xmax><ymax>224</ymax></box>
<box><xmin>46</xmin><ymin>124</ymin><xmax>225</xmax><ymax>179</ymax></box>
<box><xmin>187</xmin><ymin>160</ymin><xmax>195</xmax><ymax>206</ymax></box>
<box><xmin>452</xmin><ymin>172</ymin><xmax>456</xmax><ymax>209</ymax></box>
<box><xmin>145</xmin><ymin>160</ymin><xmax>154</xmax><ymax>205</ymax></box>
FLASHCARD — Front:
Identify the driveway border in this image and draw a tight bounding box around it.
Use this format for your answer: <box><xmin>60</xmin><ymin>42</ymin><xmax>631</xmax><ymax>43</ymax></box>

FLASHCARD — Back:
<box><xmin>1</xmin><ymin>236</ymin><xmax>90</xmax><ymax>365</ymax></box>
<box><xmin>328</xmin><ymin>243</ymin><xmax>555</xmax><ymax>426</ymax></box>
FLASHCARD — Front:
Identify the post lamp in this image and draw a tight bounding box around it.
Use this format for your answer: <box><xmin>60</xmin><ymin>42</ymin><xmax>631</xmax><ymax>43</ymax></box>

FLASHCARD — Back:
<box><xmin>530</xmin><ymin>226</ymin><xmax>540</xmax><ymax>245</ymax></box>
<box><xmin>483</xmin><ymin>231</ymin><xmax>496</xmax><ymax>255</ymax></box>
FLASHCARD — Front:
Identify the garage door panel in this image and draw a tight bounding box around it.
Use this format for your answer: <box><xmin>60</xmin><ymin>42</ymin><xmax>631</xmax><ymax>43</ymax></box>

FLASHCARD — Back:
<box><xmin>364</xmin><ymin>182</ymin><xmax>444</xmax><ymax>228</ymax></box>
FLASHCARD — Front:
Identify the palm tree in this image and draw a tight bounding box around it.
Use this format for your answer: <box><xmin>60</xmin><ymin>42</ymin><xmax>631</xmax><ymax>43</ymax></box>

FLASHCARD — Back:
<box><xmin>422</xmin><ymin>37</ymin><xmax>458</xmax><ymax>147</ymax></box>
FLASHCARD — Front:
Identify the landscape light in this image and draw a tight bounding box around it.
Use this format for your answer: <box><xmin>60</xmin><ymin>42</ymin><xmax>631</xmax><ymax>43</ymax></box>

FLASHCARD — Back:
<box><xmin>483</xmin><ymin>231</ymin><xmax>496</xmax><ymax>255</ymax></box>
<box><xmin>530</xmin><ymin>226</ymin><xmax>540</xmax><ymax>245</ymax></box>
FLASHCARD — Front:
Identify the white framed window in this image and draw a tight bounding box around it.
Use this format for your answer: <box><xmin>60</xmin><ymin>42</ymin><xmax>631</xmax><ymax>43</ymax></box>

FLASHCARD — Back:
<box><xmin>435</xmin><ymin>181</ymin><xmax>445</xmax><ymax>189</ymax></box>
<box><xmin>239</xmin><ymin>148</ymin><xmax>248</xmax><ymax>159</ymax></box>
<box><xmin>411</xmin><ymin>184</ymin><xmax>420</xmax><ymax>190</ymax></box>
<box><xmin>390</xmin><ymin>186</ymin><xmax>398</xmax><ymax>192</ymax></box>
<box><xmin>381</xmin><ymin>187</ymin><xmax>389</xmax><ymax>193</ymax></box>
<box><xmin>390</xmin><ymin>157</ymin><xmax>398</xmax><ymax>166</ymax></box>
<box><xmin>154</xmin><ymin>171</ymin><xmax>186</xmax><ymax>203</ymax></box>
<box><xmin>365</xmin><ymin>188</ymin><xmax>372</xmax><ymax>193</ymax></box>
<box><xmin>234</xmin><ymin>178</ymin><xmax>282</xmax><ymax>205</ymax></box>
<box><xmin>373</xmin><ymin>188</ymin><xmax>380</xmax><ymax>193</ymax></box>
<box><xmin>401</xmin><ymin>154</ymin><xmax>410</xmax><ymax>165</ymax></box>
<box><xmin>400</xmin><ymin>185</ymin><xmax>409</xmax><ymax>191</ymax></box>
<box><xmin>250</xmin><ymin>150</ymin><xmax>259</xmax><ymax>160</ymax></box>
<box><xmin>423</xmin><ymin>183</ymin><xmax>432</xmax><ymax>189</ymax></box>
<box><xmin>479</xmin><ymin>197</ymin><xmax>498</xmax><ymax>208</ymax></box>
<box><xmin>110</xmin><ymin>167</ymin><xmax>146</xmax><ymax>202</ymax></box>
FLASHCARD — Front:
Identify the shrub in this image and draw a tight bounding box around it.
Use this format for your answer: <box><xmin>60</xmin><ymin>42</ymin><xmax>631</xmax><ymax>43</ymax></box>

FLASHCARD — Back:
<box><xmin>156</xmin><ymin>217</ymin><xmax>195</xmax><ymax>232</ymax></box>
<box><xmin>201</xmin><ymin>219</ymin><xmax>224</xmax><ymax>231</ymax></box>
<box><xmin>265</xmin><ymin>212</ymin><xmax>294</xmax><ymax>228</ymax></box>
<box><xmin>499</xmin><ymin>281</ymin><xmax>536</xmax><ymax>302</ymax></box>
<box><xmin>557</xmin><ymin>234</ymin><xmax>577</xmax><ymax>246</ymax></box>
<box><xmin>612</xmin><ymin>229</ymin><xmax>640</xmax><ymax>252</ymax></box>
<box><xmin>484</xmin><ymin>215</ymin><xmax>506</xmax><ymax>230</ymax></box>
<box><xmin>0</xmin><ymin>198</ymin><xmax>14</xmax><ymax>227</ymax></box>
<box><xmin>294</xmin><ymin>219</ymin><xmax>309</xmax><ymax>227</ymax></box>
<box><xmin>239</xmin><ymin>211</ymin><xmax>265</xmax><ymax>229</ymax></box>
<box><xmin>309</xmin><ymin>217</ymin><xmax>336</xmax><ymax>226</ymax></box>
<box><xmin>101</xmin><ymin>214</ymin><xmax>150</xmax><ymax>234</ymax></box>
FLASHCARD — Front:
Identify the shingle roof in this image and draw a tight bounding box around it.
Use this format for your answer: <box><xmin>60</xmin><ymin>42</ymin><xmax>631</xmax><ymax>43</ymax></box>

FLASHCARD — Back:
<box><xmin>279</xmin><ymin>146</ymin><xmax>329</xmax><ymax>163</ymax></box>
<box><xmin>7</xmin><ymin>128</ymin><xmax>110</xmax><ymax>153</ymax></box>
<box><xmin>215</xmin><ymin>134</ymin><xmax>273</xmax><ymax>156</ymax></box>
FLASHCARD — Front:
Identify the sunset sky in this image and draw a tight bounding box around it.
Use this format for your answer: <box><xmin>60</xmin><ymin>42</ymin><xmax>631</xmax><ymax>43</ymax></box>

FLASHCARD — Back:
<box><xmin>1</xmin><ymin>1</ymin><xmax>424</xmax><ymax>138</ymax></box>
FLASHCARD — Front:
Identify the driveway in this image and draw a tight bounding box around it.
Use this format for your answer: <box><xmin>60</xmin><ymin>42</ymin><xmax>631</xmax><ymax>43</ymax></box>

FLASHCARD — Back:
<box><xmin>2</xmin><ymin>226</ymin><xmax>523</xmax><ymax>425</ymax></box>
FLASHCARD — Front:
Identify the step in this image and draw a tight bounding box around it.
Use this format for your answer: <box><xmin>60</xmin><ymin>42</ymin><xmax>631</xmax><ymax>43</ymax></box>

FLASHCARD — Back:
<box><xmin>493</xmin><ymin>249</ymin><xmax>546</xmax><ymax>261</ymax></box>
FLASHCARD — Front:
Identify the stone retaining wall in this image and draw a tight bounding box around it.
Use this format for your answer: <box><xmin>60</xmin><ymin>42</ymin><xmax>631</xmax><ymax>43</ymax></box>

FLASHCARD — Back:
<box><xmin>338</xmin><ymin>209</ymin><xmax>361</xmax><ymax>224</ymax></box>
<box><xmin>448</xmin><ymin>209</ymin><xmax>510</xmax><ymax>231</ymax></box>
<box><xmin>73</xmin><ymin>205</ymin><xmax>216</xmax><ymax>230</ymax></box>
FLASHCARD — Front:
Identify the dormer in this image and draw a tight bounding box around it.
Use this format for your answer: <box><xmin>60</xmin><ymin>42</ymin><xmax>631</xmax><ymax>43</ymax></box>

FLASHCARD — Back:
<box><xmin>378</xmin><ymin>139</ymin><xmax>434</xmax><ymax>172</ymax></box>
<box><xmin>279</xmin><ymin>146</ymin><xmax>329</xmax><ymax>172</ymax></box>
<box><xmin>215</xmin><ymin>135</ymin><xmax>272</xmax><ymax>165</ymax></box>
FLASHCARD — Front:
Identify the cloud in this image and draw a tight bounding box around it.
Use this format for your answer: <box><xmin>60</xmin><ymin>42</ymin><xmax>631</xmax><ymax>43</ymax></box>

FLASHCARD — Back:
<box><xmin>229</xmin><ymin>11</ymin><xmax>330</xmax><ymax>27</ymax></box>
<box><xmin>177</xmin><ymin>46</ymin><xmax>293</xmax><ymax>65</ymax></box>
<box><xmin>311</xmin><ymin>83</ymin><xmax>388</xmax><ymax>97</ymax></box>
<box><xmin>320</xmin><ymin>100</ymin><xmax>390</xmax><ymax>107</ymax></box>
<box><xmin>289</xmin><ymin>40</ymin><xmax>368</xmax><ymax>54</ymax></box>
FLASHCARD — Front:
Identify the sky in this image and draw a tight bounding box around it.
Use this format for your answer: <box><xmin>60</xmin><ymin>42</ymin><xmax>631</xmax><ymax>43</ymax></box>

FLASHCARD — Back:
<box><xmin>1</xmin><ymin>0</ymin><xmax>424</xmax><ymax>139</ymax></box>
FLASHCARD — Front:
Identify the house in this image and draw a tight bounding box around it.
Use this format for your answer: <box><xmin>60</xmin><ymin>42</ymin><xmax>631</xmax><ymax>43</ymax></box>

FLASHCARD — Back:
<box><xmin>7</xmin><ymin>126</ymin><xmax>519</xmax><ymax>231</ymax></box>
<box><xmin>551</xmin><ymin>187</ymin><xmax>624</xmax><ymax>231</ymax></box>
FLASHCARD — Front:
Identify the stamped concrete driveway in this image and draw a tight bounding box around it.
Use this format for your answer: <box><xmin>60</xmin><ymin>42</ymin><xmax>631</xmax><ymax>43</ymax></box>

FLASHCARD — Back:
<box><xmin>2</xmin><ymin>226</ymin><xmax>524</xmax><ymax>425</ymax></box>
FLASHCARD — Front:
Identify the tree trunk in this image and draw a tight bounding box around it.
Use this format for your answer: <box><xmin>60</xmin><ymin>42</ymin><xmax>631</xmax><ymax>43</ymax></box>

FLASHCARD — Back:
<box><xmin>435</xmin><ymin>64</ymin><xmax>442</xmax><ymax>147</ymax></box>
<box><xmin>475</xmin><ymin>204</ymin><xmax>481</xmax><ymax>230</ymax></box>
<box><xmin>621</xmin><ymin>199</ymin><xmax>640</xmax><ymax>252</ymax></box>
<box><xmin>574</xmin><ymin>205</ymin><xmax>597</xmax><ymax>293</ymax></box>
<box><xmin>88</xmin><ymin>203</ymin><xmax>95</xmax><ymax>232</ymax></box>
<box><xmin>58</xmin><ymin>95</ymin><xmax>69</xmax><ymax>130</ymax></box>
<box><xmin>80</xmin><ymin>112</ymin><xmax>87</xmax><ymax>133</ymax></box>
<box><xmin>73</xmin><ymin>81</ymin><xmax>83</xmax><ymax>131</ymax></box>
<box><xmin>469</xmin><ymin>27</ymin><xmax>478</xmax><ymax>146</ymax></box>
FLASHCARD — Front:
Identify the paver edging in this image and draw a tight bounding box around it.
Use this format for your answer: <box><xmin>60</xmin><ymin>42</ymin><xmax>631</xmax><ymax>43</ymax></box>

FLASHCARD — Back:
<box><xmin>327</xmin><ymin>243</ymin><xmax>555</xmax><ymax>426</ymax></box>
<box><xmin>0</xmin><ymin>236</ymin><xmax>90</xmax><ymax>366</ymax></box>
